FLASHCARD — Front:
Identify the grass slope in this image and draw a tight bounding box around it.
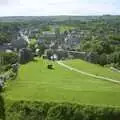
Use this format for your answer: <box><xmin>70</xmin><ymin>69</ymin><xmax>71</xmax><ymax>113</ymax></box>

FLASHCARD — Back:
<box><xmin>4</xmin><ymin>58</ymin><xmax>120</xmax><ymax>106</ymax></box>
<box><xmin>63</xmin><ymin>59</ymin><xmax>120</xmax><ymax>81</ymax></box>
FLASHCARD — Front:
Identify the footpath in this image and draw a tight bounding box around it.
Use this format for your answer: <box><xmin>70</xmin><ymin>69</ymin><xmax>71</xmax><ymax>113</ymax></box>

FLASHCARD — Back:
<box><xmin>57</xmin><ymin>61</ymin><xmax>120</xmax><ymax>84</ymax></box>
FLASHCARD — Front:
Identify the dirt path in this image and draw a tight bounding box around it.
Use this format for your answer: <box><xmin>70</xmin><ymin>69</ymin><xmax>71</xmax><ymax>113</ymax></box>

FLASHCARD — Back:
<box><xmin>57</xmin><ymin>61</ymin><xmax>120</xmax><ymax>84</ymax></box>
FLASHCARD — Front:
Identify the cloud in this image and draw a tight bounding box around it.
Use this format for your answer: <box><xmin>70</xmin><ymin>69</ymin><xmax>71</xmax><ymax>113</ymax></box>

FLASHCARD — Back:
<box><xmin>0</xmin><ymin>0</ymin><xmax>20</xmax><ymax>6</ymax></box>
<box><xmin>0</xmin><ymin>0</ymin><xmax>119</xmax><ymax>16</ymax></box>
<box><xmin>0</xmin><ymin>0</ymin><xmax>8</xmax><ymax>5</ymax></box>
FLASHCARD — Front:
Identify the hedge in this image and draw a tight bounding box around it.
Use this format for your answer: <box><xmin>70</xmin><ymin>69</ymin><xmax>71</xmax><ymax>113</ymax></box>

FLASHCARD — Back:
<box><xmin>6</xmin><ymin>101</ymin><xmax>120</xmax><ymax>120</ymax></box>
<box><xmin>0</xmin><ymin>95</ymin><xmax>5</xmax><ymax>120</ymax></box>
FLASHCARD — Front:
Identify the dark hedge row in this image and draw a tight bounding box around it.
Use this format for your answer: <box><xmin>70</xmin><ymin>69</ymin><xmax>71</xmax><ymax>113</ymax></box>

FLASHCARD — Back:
<box><xmin>6</xmin><ymin>101</ymin><xmax>120</xmax><ymax>120</ymax></box>
<box><xmin>0</xmin><ymin>95</ymin><xmax>5</xmax><ymax>120</ymax></box>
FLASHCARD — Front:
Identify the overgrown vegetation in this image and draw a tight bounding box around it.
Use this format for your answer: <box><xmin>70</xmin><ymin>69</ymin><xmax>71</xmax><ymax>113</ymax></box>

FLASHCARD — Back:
<box><xmin>0</xmin><ymin>52</ymin><xmax>18</xmax><ymax>73</ymax></box>
<box><xmin>6</xmin><ymin>101</ymin><xmax>120</xmax><ymax>120</ymax></box>
<box><xmin>0</xmin><ymin>94</ymin><xmax>5</xmax><ymax>120</ymax></box>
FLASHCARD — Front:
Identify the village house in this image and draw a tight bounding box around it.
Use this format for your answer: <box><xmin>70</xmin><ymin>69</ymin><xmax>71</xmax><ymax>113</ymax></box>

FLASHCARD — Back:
<box><xmin>64</xmin><ymin>32</ymin><xmax>80</xmax><ymax>48</ymax></box>
<box><xmin>0</xmin><ymin>43</ymin><xmax>13</xmax><ymax>52</ymax></box>
<box><xmin>42</xmin><ymin>31</ymin><xmax>56</xmax><ymax>40</ymax></box>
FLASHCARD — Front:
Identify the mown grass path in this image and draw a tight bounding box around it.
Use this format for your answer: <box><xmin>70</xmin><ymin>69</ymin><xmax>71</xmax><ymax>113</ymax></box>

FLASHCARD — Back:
<box><xmin>57</xmin><ymin>61</ymin><xmax>120</xmax><ymax>84</ymax></box>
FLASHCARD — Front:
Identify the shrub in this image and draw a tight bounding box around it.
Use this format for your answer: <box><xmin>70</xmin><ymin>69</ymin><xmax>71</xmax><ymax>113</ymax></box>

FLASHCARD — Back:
<box><xmin>0</xmin><ymin>52</ymin><xmax>18</xmax><ymax>65</ymax></box>
<box><xmin>6</xmin><ymin>101</ymin><xmax>120</xmax><ymax>120</ymax></box>
<box><xmin>9</xmin><ymin>71</ymin><xmax>17</xmax><ymax>80</ymax></box>
<box><xmin>0</xmin><ymin>95</ymin><xmax>5</xmax><ymax>120</ymax></box>
<box><xmin>47</xmin><ymin>64</ymin><xmax>53</xmax><ymax>69</ymax></box>
<box><xmin>6</xmin><ymin>101</ymin><xmax>53</xmax><ymax>120</ymax></box>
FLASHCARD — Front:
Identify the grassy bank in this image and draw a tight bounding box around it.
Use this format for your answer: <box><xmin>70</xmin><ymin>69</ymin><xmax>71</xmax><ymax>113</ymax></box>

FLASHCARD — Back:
<box><xmin>3</xmin><ymin>58</ymin><xmax>120</xmax><ymax>106</ymax></box>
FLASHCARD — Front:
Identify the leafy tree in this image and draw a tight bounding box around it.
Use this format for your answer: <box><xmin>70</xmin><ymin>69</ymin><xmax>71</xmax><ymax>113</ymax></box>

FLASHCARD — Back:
<box><xmin>28</xmin><ymin>38</ymin><xmax>37</xmax><ymax>52</ymax></box>
<box><xmin>99</xmin><ymin>53</ymin><xmax>108</xmax><ymax>66</ymax></box>
<box><xmin>0</xmin><ymin>52</ymin><xmax>18</xmax><ymax>65</ymax></box>
<box><xmin>0</xmin><ymin>95</ymin><xmax>5</xmax><ymax>120</ymax></box>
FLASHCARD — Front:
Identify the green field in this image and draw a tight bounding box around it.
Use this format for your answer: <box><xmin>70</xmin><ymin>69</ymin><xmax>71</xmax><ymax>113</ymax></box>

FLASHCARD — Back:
<box><xmin>63</xmin><ymin>59</ymin><xmax>120</xmax><ymax>80</ymax></box>
<box><xmin>4</xmin><ymin>58</ymin><xmax>120</xmax><ymax>106</ymax></box>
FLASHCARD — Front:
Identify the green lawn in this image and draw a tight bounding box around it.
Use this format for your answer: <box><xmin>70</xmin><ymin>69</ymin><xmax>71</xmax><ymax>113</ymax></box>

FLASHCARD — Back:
<box><xmin>63</xmin><ymin>59</ymin><xmax>120</xmax><ymax>81</ymax></box>
<box><xmin>4</xmin><ymin>58</ymin><xmax>120</xmax><ymax>106</ymax></box>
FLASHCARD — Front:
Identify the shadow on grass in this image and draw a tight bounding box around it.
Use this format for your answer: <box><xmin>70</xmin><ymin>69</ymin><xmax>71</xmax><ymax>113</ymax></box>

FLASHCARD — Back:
<box><xmin>20</xmin><ymin>58</ymin><xmax>39</xmax><ymax>65</ymax></box>
<box><xmin>47</xmin><ymin>68</ymin><xmax>55</xmax><ymax>70</ymax></box>
<box><xmin>32</xmin><ymin>58</ymin><xmax>39</xmax><ymax>63</ymax></box>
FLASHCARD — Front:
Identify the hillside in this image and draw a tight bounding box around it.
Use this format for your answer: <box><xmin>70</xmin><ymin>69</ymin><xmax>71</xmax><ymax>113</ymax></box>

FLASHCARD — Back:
<box><xmin>4</xmin><ymin>58</ymin><xmax>120</xmax><ymax>106</ymax></box>
<box><xmin>63</xmin><ymin>59</ymin><xmax>120</xmax><ymax>81</ymax></box>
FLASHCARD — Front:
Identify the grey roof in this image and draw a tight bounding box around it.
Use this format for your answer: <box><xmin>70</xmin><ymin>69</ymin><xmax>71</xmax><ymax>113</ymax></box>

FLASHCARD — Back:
<box><xmin>0</xmin><ymin>44</ymin><xmax>13</xmax><ymax>52</ymax></box>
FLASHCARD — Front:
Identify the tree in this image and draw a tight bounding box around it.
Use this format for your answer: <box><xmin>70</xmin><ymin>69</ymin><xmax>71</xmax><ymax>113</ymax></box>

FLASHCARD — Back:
<box><xmin>28</xmin><ymin>38</ymin><xmax>37</xmax><ymax>52</ymax></box>
<box><xmin>99</xmin><ymin>53</ymin><xmax>108</xmax><ymax>66</ymax></box>
<box><xmin>86</xmin><ymin>52</ymin><xmax>99</xmax><ymax>64</ymax></box>
<box><xmin>0</xmin><ymin>52</ymin><xmax>18</xmax><ymax>65</ymax></box>
<box><xmin>0</xmin><ymin>95</ymin><xmax>5</xmax><ymax>120</ymax></box>
<box><xmin>19</xmin><ymin>48</ymin><xmax>33</xmax><ymax>64</ymax></box>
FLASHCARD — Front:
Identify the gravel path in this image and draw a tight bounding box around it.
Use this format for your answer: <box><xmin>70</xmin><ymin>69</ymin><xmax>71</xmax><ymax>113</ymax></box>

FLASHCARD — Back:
<box><xmin>57</xmin><ymin>61</ymin><xmax>120</xmax><ymax>84</ymax></box>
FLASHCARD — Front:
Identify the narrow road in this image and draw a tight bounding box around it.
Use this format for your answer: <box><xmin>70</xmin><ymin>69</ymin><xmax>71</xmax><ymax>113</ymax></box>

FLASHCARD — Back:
<box><xmin>57</xmin><ymin>61</ymin><xmax>120</xmax><ymax>84</ymax></box>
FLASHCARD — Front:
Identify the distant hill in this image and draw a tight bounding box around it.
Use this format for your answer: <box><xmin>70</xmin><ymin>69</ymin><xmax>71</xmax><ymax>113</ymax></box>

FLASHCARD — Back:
<box><xmin>0</xmin><ymin>15</ymin><xmax>120</xmax><ymax>22</ymax></box>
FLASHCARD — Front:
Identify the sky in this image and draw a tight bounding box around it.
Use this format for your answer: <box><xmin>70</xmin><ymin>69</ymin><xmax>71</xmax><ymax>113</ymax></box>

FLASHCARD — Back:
<box><xmin>0</xmin><ymin>0</ymin><xmax>120</xmax><ymax>16</ymax></box>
